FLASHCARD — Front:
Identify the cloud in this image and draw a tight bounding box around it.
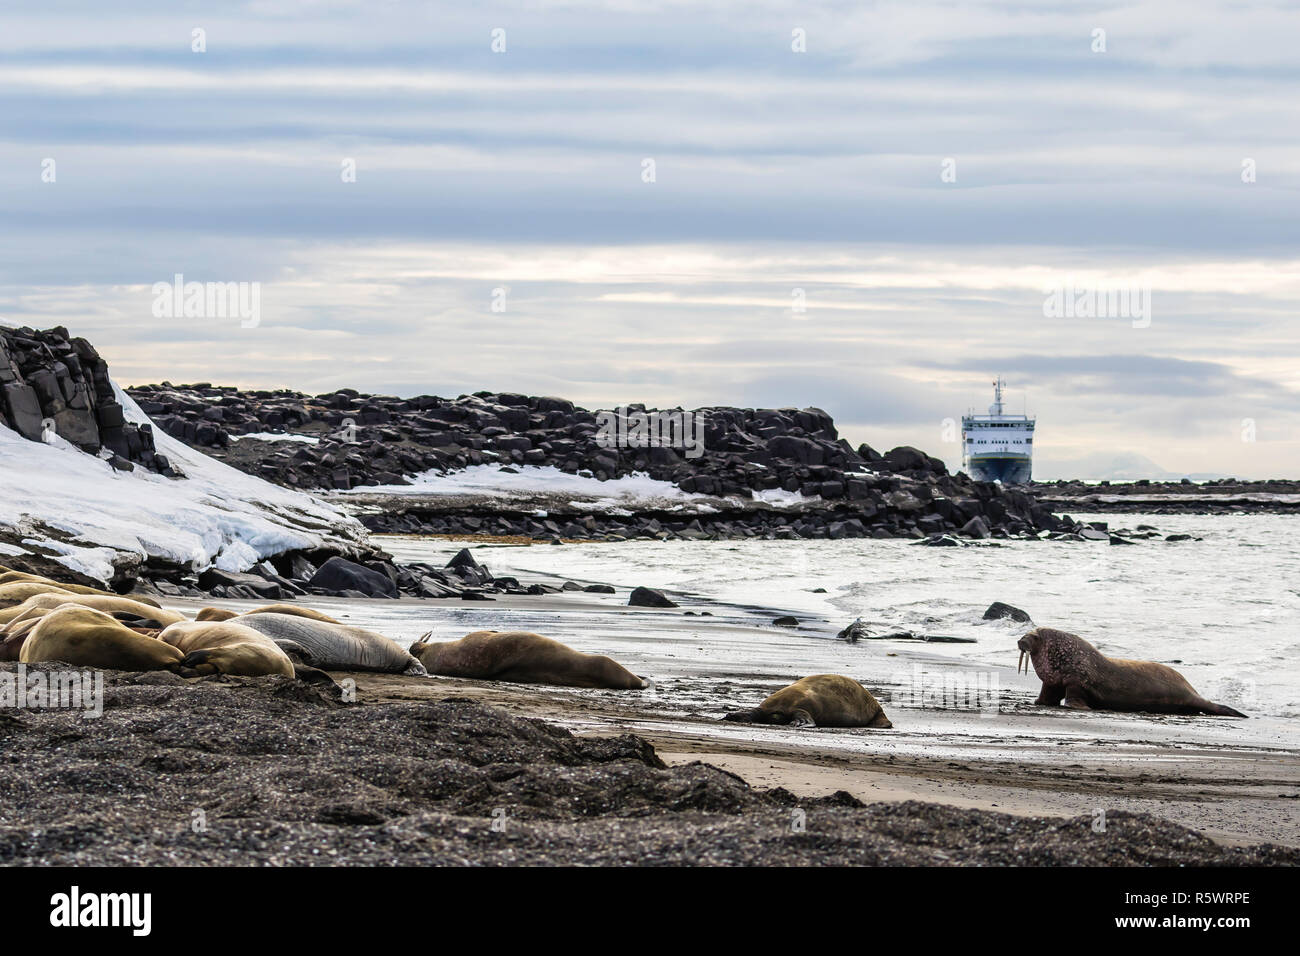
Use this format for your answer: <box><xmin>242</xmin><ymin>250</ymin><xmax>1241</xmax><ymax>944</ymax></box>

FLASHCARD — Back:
<box><xmin>0</xmin><ymin>1</ymin><xmax>1297</xmax><ymax>476</ymax></box>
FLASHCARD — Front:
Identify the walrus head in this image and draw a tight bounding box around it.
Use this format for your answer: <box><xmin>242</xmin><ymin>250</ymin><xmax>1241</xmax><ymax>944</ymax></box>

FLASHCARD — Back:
<box><xmin>1016</xmin><ymin>631</ymin><xmax>1037</xmax><ymax>675</ymax></box>
<box><xmin>1017</xmin><ymin>627</ymin><xmax>1099</xmax><ymax>684</ymax></box>
<box><xmin>196</xmin><ymin>607</ymin><xmax>239</xmax><ymax>622</ymax></box>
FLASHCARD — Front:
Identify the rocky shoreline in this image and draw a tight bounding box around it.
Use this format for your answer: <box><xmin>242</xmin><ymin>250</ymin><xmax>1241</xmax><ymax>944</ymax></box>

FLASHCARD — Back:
<box><xmin>126</xmin><ymin>381</ymin><xmax>1099</xmax><ymax>544</ymax></box>
<box><xmin>133</xmin><ymin>547</ymin><xmax>605</xmax><ymax>604</ymax></box>
<box><xmin>0</xmin><ymin>325</ymin><xmax>1262</xmax><ymax>606</ymax></box>
<box><xmin>1</xmin><ymin>326</ymin><xmax>175</xmax><ymax>476</ymax></box>
<box><xmin>1030</xmin><ymin>478</ymin><xmax>1300</xmax><ymax>515</ymax></box>
<box><xmin>2</xmin><ymin>665</ymin><xmax>1293</xmax><ymax>866</ymax></box>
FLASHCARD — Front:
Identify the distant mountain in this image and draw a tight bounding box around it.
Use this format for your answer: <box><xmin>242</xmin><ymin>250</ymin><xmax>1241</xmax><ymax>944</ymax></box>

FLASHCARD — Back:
<box><xmin>1033</xmin><ymin>451</ymin><xmax>1230</xmax><ymax>482</ymax></box>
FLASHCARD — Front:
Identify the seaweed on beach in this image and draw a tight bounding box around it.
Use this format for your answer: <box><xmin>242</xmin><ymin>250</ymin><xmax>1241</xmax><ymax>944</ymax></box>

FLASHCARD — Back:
<box><xmin>0</xmin><ymin>664</ymin><xmax>1296</xmax><ymax>867</ymax></box>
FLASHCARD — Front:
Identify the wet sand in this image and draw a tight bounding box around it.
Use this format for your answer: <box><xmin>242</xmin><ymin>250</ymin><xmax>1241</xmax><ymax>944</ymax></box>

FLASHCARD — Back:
<box><xmin>175</xmin><ymin>587</ymin><xmax>1300</xmax><ymax>851</ymax></box>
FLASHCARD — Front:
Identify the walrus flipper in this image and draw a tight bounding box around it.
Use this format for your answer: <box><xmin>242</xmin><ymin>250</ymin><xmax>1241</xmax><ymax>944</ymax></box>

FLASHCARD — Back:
<box><xmin>178</xmin><ymin>648</ymin><xmax>218</xmax><ymax>675</ymax></box>
<box><xmin>722</xmin><ymin>707</ymin><xmax>765</xmax><ymax>723</ymax></box>
<box><xmin>293</xmin><ymin>664</ymin><xmax>339</xmax><ymax>687</ymax></box>
<box><xmin>1034</xmin><ymin>683</ymin><xmax>1065</xmax><ymax>706</ymax></box>
<box><xmin>273</xmin><ymin>639</ymin><xmax>317</xmax><ymax>666</ymax></box>
<box><xmin>789</xmin><ymin>709</ymin><xmax>816</xmax><ymax>728</ymax></box>
<box><xmin>1198</xmin><ymin>700</ymin><xmax>1247</xmax><ymax>718</ymax></box>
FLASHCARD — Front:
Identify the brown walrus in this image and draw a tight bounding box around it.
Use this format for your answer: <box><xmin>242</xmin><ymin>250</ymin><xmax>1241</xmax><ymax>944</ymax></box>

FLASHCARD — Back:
<box><xmin>19</xmin><ymin>606</ymin><xmax>185</xmax><ymax>671</ymax></box>
<box><xmin>1017</xmin><ymin>627</ymin><xmax>1246</xmax><ymax>717</ymax></box>
<box><xmin>409</xmin><ymin>630</ymin><xmax>649</xmax><ymax>689</ymax></box>
<box><xmin>723</xmin><ymin>674</ymin><xmax>893</xmax><ymax>728</ymax></box>
<box><xmin>159</xmin><ymin>621</ymin><xmax>296</xmax><ymax>677</ymax></box>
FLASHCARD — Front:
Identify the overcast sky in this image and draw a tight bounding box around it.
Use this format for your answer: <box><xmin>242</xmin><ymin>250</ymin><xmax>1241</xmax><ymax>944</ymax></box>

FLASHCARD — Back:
<box><xmin>1</xmin><ymin>1</ymin><xmax>1297</xmax><ymax>478</ymax></box>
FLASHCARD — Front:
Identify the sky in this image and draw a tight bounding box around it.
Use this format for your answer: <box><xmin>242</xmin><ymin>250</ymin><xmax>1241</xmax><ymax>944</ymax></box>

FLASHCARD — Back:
<box><xmin>1</xmin><ymin>1</ymin><xmax>1297</xmax><ymax>478</ymax></box>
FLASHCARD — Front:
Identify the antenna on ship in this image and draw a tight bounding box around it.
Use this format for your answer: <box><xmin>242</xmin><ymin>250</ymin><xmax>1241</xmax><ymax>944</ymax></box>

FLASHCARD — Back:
<box><xmin>990</xmin><ymin>376</ymin><xmax>1005</xmax><ymax>416</ymax></box>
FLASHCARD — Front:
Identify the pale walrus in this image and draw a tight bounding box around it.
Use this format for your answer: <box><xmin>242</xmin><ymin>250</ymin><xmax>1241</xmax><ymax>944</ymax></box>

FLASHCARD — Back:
<box><xmin>409</xmin><ymin>630</ymin><xmax>650</xmax><ymax>689</ymax></box>
<box><xmin>1</xmin><ymin>594</ymin><xmax>184</xmax><ymax>634</ymax></box>
<box><xmin>0</xmin><ymin>581</ymin><xmax>75</xmax><ymax>610</ymax></box>
<box><xmin>20</xmin><ymin>606</ymin><xmax>185</xmax><ymax>671</ymax></box>
<box><xmin>0</xmin><ymin>616</ymin><xmax>43</xmax><ymax>661</ymax></box>
<box><xmin>196</xmin><ymin>604</ymin><xmax>343</xmax><ymax>624</ymax></box>
<box><xmin>0</xmin><ymin>595</ymin><xmax>182</xmax><ymax>660</ymax></box>
<box><xmin>723</xmin><ymin>674</ymin><xmax>893</xmax><ymax>728</ymax></box>
<box><xmin>0</xmin><ymin>572</ymin><xmax>156</xmax><ymax>602</ymax></box>
<box><xmin>236</xmin><ymin>612</ymin><xmax>426</xmax><ymax>674</ymax></box>
<box><xmin>1017</xmin><ymin>627</ymin><xmax>1247</xmax><ymax>717</ymax></box>
<box><xmin>159</xmin><ymin>621</ymin><xmax>295</xmax><ymax>677</ymax></box>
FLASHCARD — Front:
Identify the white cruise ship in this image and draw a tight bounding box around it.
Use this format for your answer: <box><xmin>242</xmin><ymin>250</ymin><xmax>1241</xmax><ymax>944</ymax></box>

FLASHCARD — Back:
<box><xmin>961</xmin><ymin>378</ymin><xmax>1035</xmax><ymax>483</ymax></box>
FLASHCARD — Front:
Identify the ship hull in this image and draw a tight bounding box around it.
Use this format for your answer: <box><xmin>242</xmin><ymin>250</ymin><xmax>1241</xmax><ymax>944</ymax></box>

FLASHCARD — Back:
<box><xmin>967</xmin><ymin>456</ymin><xmax>1032</xmax><ymax>484</ymax></box>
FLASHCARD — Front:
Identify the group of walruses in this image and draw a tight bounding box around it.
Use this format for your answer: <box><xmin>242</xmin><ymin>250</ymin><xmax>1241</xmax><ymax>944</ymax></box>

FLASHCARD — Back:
<box><xmin>0</xmin><ymin>568</ymin><xmax>648</xmax><ymax>689</ymax></box>
<box><xmin>1</xmin><ymin>566</ymin><xmax>1246</xmax><ymax>726</ymax></box>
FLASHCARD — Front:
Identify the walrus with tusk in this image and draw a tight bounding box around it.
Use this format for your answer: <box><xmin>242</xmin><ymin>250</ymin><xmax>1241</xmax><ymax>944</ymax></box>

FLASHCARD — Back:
<box><xmin>723</xmin><ymin>674</ymin><xmax>893</xmax><ymax>728</ymax></box>
<box><xmin>1017</xmin><ymin>626</ymin><xmax>1247</xmax><ymax>717</ymax></box>
<box><xmin>409</xmin><ymin>630</ymin><xmax>650</xmax><ymax>689</ymax></box>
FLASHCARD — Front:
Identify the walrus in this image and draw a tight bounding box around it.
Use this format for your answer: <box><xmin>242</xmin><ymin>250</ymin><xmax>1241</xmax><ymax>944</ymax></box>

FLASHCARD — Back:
<box><xmin>0</xmin><ymin>616</ymin><xmax>42</xmax><ymax>661</ymax></box>
<box><xmin>409</xmin><ymin>630</ymin><xmax>650</xmax><ymax>689</ymax></box>
<box><xmin>20</xmin><ymin>606</ymin><xmax>185</xmax><ymax>671</ymax></box>
<box><xmin>235</xmin><ymin>612</ymin><xmax>426</xmax><ymax>674</ymax></box>
<box><xmin>194</xmin><ymin>607</ymin><xmax>238</xmax><ymax>622</ymax></box>
<box><xmin>1</xmin><ymin>594</ymin><xmax>184</xmax><ymax>634</ymax></box>
<box><xmin>0</xmin><ymin>581</ymin><xmax>75</xmax><ymax>610</ymax></box>
<box><xmin>1017</xmin><ymin>627</ymin><xmax>1247</xmax><ymax>717</ymax></box>
<box><xmin>0</xmin><ymin>572</ymin><xmax>153</xmax><ymax>601</ymax></box>
<box><xmin>159</xmin><ymin>621</ymin><xmax>296</xmax><ymax>677</ymax></box>
<box><xmin>723</xmin><ymin>674</ymin><xmax>893</xmax><ymax>728</ymax></box>
<box><xmin>195</xmin><ymin>604</ymin><xmax>344</xmax><ymax>624</ymax></box>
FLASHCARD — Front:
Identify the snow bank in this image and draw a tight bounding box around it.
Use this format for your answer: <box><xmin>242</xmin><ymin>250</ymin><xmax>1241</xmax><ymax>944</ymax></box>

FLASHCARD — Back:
<box><xmin>0</xmin><ymin>385</ymin><xmax>367</xmax><ymax>584</ymax></box>
<box><xmin>234</xmin><ymin>432</ymin><xmax>320</xmax><ymax>445</ymax></box>
<box><xmin>336</xmin><ymin>463</ymin><xmax>821</xmax><ymax>513</ymax></box>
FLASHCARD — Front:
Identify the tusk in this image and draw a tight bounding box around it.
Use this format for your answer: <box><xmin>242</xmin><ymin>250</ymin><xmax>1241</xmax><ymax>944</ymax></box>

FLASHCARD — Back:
<box><xmin>1018</xmin><ymin>649</ymin><xmax>1025</xmax><ymax>675</ymax></box>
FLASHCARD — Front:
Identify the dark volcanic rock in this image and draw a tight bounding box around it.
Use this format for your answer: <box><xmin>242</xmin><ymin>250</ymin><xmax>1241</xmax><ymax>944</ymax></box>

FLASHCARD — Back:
<box><xmin>628</xmin><ymin>586</ymin><xmax>679</xmax><ymax>609</ymax></box>
<box><xmin>836</xmin><ymin>618</ymin><xmax>867</xmax><ymax>642</ymax></box>
<box><xmin>1</xmin><ymin>326</ymin><xmax>165</xmax><ymax>471</ymax></box>
<box><xmin>308</xmin><ymin>556</ymin><xmax>399</xmax><ymax>598</ymax></box>
<box><xmin>121</xmin><ymin>380</ymin><xmax>1094</xmax><ymax>542</ymax></box>
<box><xmin>982</xmin><ymin>602</ymin><xmax>1032</xmax><ymax>624</ymax></box>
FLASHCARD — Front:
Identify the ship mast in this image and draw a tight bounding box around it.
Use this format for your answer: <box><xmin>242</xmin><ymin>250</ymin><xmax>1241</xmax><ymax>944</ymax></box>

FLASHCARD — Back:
<box><xmin>989</xmin><ymin>376</ymin><xmax>1005</xmax><ymax>416</ymax></box>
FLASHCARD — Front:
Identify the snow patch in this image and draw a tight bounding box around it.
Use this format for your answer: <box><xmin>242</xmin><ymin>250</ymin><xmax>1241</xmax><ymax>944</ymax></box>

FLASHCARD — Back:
<box><xmin>0</xmin><ymin>384</ymin><xmax>366</xmax><ymax>584</ymax></box>
<box><xmin>235</xmin><ymin>432</ymin><xmax>320</xmax><ymax>445</ymax></box>
<box><xmin>337</xmin><ymin>463</ymin><xmax>820</xmax><ymax>512</ymax></box>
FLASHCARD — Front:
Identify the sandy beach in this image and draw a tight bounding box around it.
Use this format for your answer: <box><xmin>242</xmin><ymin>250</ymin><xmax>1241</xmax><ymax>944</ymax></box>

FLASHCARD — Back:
<box><xmin>163</xmin><ymin>571</ymin><xmax>1300</xmax><ymax>855</ymax></box>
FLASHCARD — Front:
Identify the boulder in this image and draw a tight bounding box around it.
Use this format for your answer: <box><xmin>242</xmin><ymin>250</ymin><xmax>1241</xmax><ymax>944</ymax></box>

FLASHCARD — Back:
<box><xmin>628</xmin><ymin>586</ymin><xmax>678</xmax><ymax>609</ymax></box>
<box><xmin>308</xmin><ymin>556</ymin><xmax>398</xmax><ymax>598</ymax></box>
<box><xmin>982</xmin><ymin>601</ymin><xmax>1032</xmax><ymax>624</ymax></box>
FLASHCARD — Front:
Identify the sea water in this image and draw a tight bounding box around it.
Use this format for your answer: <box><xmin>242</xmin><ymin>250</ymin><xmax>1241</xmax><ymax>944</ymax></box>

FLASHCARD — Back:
<box><xmin>380</xmin><ymin>512</ymin><xmax>1299</xmax><ymax>719</ymax></box>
